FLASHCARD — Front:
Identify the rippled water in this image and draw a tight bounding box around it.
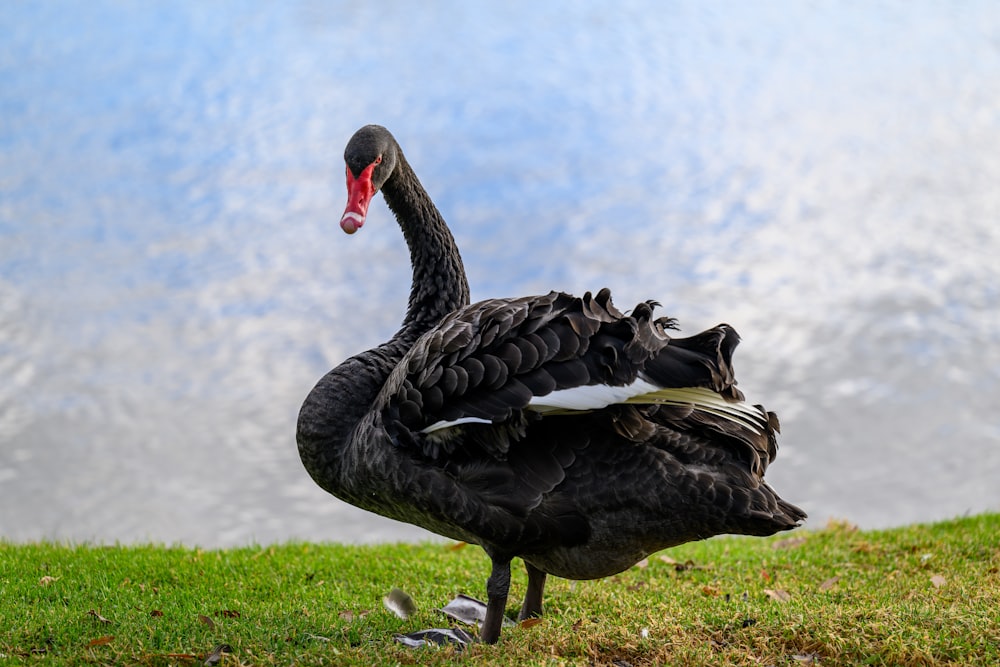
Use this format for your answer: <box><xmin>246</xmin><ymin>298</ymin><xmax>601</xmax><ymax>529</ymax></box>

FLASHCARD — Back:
<box><xmin>2</xmin><ymin>2</ymin><xmax>999</xmax><ymax>545</ymax></box>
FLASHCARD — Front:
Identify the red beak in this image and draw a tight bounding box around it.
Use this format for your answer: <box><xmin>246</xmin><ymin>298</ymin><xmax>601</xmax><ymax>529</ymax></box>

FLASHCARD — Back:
<box><xmin>340</xmin><ymin>161</ymin><xmax>379</xmax><ymax>234</ymax></box>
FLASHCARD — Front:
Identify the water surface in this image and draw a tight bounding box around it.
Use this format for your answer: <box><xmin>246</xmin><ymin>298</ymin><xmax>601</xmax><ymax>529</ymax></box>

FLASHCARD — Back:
<box><xmin>1</xmin><ymin>2</ymin><xmax>999</xmax><ymax>545</ymax></box>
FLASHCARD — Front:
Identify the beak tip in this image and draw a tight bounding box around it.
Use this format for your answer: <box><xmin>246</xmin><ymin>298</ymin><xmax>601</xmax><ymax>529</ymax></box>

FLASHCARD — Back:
<box><xmin>340</xmin><ymin>211</ymin><xmax>365</xmax><ymax>234</ymax></box>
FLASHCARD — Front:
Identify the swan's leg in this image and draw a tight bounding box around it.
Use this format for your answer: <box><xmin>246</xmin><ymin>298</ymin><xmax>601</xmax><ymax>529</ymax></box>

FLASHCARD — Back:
<box><xmin>518</xmin><ymin>561</ymin><xmax>547</xmax><ymax>620</ymax></box>
<box><xmin>481</xmin><ymin>557</ymin><xmax>512</xmax><ymax>644</ymax></box>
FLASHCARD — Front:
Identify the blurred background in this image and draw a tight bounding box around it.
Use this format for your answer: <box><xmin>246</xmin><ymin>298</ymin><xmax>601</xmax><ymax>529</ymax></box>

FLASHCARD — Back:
<box><xmin>1</xmin><ymin>2</ymin><xmax>998</xmax><ymax>546</ymax></box>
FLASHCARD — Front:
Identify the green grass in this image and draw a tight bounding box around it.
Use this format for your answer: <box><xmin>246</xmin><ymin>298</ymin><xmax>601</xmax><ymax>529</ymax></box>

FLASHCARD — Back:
<box><xmin>2</xmin><ymin>514</ymin><xmax>998</xmax><ymax>666</ymax></box>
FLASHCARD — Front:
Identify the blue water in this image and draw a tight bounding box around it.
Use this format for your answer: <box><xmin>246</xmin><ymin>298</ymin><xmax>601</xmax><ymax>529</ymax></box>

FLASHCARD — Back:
<box><xmin>2</xmin><ymin>2</ymin><xmax>999</xmax><ymax>545</ymax></box>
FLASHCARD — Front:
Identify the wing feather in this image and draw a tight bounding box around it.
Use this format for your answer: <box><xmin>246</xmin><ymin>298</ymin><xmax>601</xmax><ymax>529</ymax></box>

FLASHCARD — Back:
<box><xmin>381</xmin><ymin>290</ymin><xmax>776</xmax><ymax>478</ymax></box>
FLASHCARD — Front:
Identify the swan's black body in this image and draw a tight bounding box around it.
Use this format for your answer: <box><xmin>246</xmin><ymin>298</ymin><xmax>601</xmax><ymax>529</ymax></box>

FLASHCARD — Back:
<box><xmin>297</xmin><ymin>125</ymin><xmax>805</xmax><ymax>643</ymax></box>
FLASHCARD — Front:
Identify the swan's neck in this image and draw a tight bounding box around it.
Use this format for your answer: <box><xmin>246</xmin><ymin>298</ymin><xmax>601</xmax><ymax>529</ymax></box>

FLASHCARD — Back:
<box><xmin>382</xmin><ymin>150</ymin><xmax>470</xmax><ymax>344</ymax></box>
<box><xmin>297</xmin><ymin>147</ymin><xmax>470</xmax><ymax>498</ymax></box>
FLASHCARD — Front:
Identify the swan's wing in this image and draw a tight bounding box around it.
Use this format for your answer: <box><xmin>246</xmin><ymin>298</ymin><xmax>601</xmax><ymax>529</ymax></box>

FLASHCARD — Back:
<box><xmin>382</xmin><ymin>288</ymin><xmax>776</xmax><ymax>468</ymax></box>
<box><xmin>385</xmin><ymin>289</ymin><xmax>644</xmax><ymax>439</ymax></box>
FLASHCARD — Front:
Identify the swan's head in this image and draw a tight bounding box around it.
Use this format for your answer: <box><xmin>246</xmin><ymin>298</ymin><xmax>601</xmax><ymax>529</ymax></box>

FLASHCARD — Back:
<box><xmin>340</xmin><ymin>125</ymin><xmax>398</xmax><ymax>234</ymax></box>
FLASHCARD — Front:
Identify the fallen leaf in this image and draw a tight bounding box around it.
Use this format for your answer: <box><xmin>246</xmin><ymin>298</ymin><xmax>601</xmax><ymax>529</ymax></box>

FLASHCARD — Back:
<box><xmin>519</xmin><ymin>617</ymin><xmax>543</xmax><ymax>629</ymax></box>
<box><xmin>383</xmin><ymin>588</ymin><xmax>417</xmax><ymax>619</ymax></box>
<box><xmin>150</xmin><ymin>609</ymin><xmax>164</xmax><ymax>618</ymax></box>
<box><xmin>86</xmin><ymin>636</ymin><xmax>114</xmax><ymax>647</ymax></box>
<box><xmin>760</xmin><ymin>569</ymin><xmax>772</xmax><ymax>582</ymax></box>
<box><xmin>198</xmin><ymin>614</ymin><xmax>215</xmax><ymax>629</ymax></box>
<box><xmin>764</xmin><ymin>589</ymin><xmax>791</xmax><ymax>602</ymax></box>
<box><xmin>658</xmin><ymin>555</ymin><xmax>677</xmax><ymax>565</ymax></box>
<box><xmin>851</xmin><ymin>541</ymin><xmax>875</xmax><ymax>553</ymax></box>
<box><xmin>771</xmin><ymin>536</ymin><xmax>807</xmax><ymax>550</ymax></box>
<box><xmin>216</xmin><ymin>610</ymin><xmax>240</xmax><ymax>619</ymax></box>
<box><xmin>202</xmin><ymin>643</ymin><xmax>231</xmax><ymax>666</ymax></box>
<box><xmin>87</xmin><ymin>610</ymin><xmax>111</xmax><ymax>624</ymax></box>
<box><xmin>673</xmin><ymin>559</ymin><xmax>701</xmax><ymax>572</ymax></box>
<box><xmin>447</xmin><ymin>541</ymin><xmax>468</xmax><ymax>551</ymax></box>
<box><xmin>701</xmin><ymin>585</ymin><xmax>721</xmax><ymax>597</ymax></box>
<box><xmin>819</xmin><ymin>576</ymin><xmax>840</xmax><ymax>591</ymax></box>
<box><xmin>339</xmin><ymin>609</ymin><xmax>371</xmax><ymax>622</ymax></box>
<box><xmin>633</xmin><ymin>558</ymin><xmax>649</xmax><ymax>570</ymax></box>
<box><xmin>930</xmin><ymin>574</ymin><xmax>947</xmax><ymax>588</ymax></box>
<box><xmin>825</xmin><ymin>518</ymin><xmax>858</xmax><ymax>532</ymax></box>
<box><xmin>792</xmin><ymin>653</ymin><xmax>821</xmax><ymax>664</ymax></box>
<box><xmin>38</xmin><ymin>576</ymin><xmax>59</xmax><ymax>586</ymax></box>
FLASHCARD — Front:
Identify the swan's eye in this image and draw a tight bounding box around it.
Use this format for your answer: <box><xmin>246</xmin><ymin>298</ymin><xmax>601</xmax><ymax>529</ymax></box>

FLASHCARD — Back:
<box><xmin>373</xmin><ymin>155</ymin><xmax>383</xmax><ymax>166</ymax></box>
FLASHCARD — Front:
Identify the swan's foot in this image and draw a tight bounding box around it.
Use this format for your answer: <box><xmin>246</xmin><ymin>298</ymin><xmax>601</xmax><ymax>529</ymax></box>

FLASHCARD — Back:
<box><xmin>392</xmin><ymin>560</ymin><xmax>532</xmax><ymax>647</ymax></box>
<box><xmin>518</xmin><ymin>561</ymin><xmax>547</xmax><ymax>621</ymax></box>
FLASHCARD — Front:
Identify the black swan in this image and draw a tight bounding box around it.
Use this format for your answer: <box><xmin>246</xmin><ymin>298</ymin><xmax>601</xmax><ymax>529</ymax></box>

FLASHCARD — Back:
<box><xmin>297</xmin><ymin>125</ymin><xmax>805</xmax><ymax>644</ymax></box>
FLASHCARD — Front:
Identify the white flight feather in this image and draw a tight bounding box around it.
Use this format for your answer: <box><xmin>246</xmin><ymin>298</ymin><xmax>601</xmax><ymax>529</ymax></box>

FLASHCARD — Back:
<box><xmin>528</xmin><ymin>378</ymin><xmax>662</xmax><ymax>411</ymax></box>
<box><xmin>422</xmin><ymin>416</ymin><xmax>493</xmax><ymax>434</ymax></box>
<box><xmin>420</xmin><ymin>378</ymin><xmax>765</xmax><ymax>435</ymax></box>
